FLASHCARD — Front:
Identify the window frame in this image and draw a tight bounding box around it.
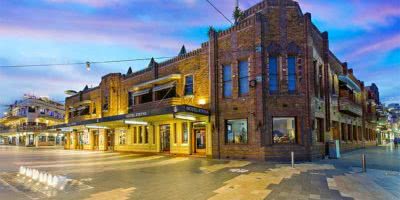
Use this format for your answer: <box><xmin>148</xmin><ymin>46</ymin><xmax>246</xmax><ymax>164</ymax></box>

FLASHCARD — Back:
<box><xmin>238</xmin><ymin>60</ymin><xmax>249</xmax><ymax>96</ymax></box>
<box><xmin>272</xmin><ymin>117</ymin><xmax>297</xmax><ymax>144</ymax></box>
<box><xmin>287</xmin><ymin>56</ymin><xmax>297</xmax><ymax>93</ymax></box>
<box><xmin>182</xmin><ymin>122</ymin><xmax>189</xmax><ymax>144</ymax></box>
<box><xmin>268</xmin><ymin>56</ymin><xmax>279</xmax><ymax>94</ymax></box>
<box><xmin>119</xmin><ymin>130</ymin><xmax>126</xmax><ymax>145</ymax></box>
<box><xmin>222</xmin><ymin>64</ymin><xmax>233</xmax><ymax>98</ymax></box>
<box><xmin>225</xmin><ymin>118</ymin><xmax>248</xmax><ymax>145</ymax></box>
<box><xmin>184</xmin><ymin>74</ymin><xmax>194</xmax><ymax>96</ymax></box>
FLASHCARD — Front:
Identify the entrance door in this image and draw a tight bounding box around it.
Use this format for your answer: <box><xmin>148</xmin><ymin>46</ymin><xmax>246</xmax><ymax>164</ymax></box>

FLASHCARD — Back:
<box><xmin>193</xmin><ymin>126</ymin><xmax>206</xmax><ymax>154</ymax></box>
<box><xmin>93</xmin><ymin>131</ymin><xmax>99</xmax><ymax>150</ymax></box>
<box><xmin>107</xmin><ymin>130</ymin><xmax>115</xmax><ymax>151</ymax></box>
<box><xmin>160</xmin><ymin>125</ymin><xmax>170</xmax><ymax>152</ymax></box>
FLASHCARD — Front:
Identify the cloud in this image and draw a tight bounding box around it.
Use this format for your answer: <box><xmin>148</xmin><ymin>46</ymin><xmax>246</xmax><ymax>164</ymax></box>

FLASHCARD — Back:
<box><xmin>45</xmin><ymin>0</ymin><xmax>125</xmax><ymax>7</ymax></box>
<box><xmin>346</xmin><ymin>34</ymin><xmax>400</xmax><ymax>59</ymax></box>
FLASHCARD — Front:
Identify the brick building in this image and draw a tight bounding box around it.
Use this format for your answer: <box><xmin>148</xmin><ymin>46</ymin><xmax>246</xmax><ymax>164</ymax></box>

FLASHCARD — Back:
<box><xmin>52</xmin><ymin>0</ymin><xmax>378</xmax><ymax>161</ymax></box>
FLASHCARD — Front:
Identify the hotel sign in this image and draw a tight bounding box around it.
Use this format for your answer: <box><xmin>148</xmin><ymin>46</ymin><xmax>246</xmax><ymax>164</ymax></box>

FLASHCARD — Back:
<box><xmin>125</xmin><ymin>111</ymin><xmax>149</xmax><ymax>118</ymax></box>
<box><xmin>182</xmin><ymin>106</ymin><xmax>210</xmax><ymax>115</ymax></box>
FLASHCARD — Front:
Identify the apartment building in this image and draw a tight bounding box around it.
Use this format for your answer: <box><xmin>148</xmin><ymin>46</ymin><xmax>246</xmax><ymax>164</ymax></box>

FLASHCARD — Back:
<box><xmin>0</xmin><ymin>95</ymin><xmax>65</xmax><ymax>146</ymax></box>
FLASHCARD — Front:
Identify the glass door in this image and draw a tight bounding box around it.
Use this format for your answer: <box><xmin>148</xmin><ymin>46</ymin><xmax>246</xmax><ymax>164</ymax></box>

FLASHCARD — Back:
<box><xmin>194</xmin><ymin>126</ymin><xmax>206</xmax><ymax>154</ymax></box>
<box><xmin>160</xmin><ymin>125</ymin><xmax>170</xmax><ymax>152</ymax></box>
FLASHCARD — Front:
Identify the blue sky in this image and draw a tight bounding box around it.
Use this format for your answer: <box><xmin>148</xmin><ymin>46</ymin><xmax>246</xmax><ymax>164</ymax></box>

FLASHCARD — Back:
<box><xmin>0</xmin><ymin>0</ymin><xmax>399</xmax><ymax>114</ymax></box>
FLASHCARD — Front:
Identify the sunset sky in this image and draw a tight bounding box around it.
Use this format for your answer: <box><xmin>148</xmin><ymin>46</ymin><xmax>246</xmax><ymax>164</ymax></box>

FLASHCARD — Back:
<box><xmin>0</xmin><ymin>0</ymin><xmax>399</xmax><ymax>114</ymax></box>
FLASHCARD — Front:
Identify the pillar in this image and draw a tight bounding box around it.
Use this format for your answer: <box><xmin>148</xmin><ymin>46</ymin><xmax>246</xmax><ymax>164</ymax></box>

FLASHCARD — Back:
<box><xmin>65</xmin><ymin>132</ymin><xmax>71</xmax><ymax>149</ymax></box>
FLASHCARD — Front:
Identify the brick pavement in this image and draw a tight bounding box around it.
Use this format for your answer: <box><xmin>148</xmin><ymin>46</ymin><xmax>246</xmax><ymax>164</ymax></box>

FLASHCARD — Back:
<box><xmin>0</xmin><ymin>146</ymin><xmax>398</xmax><ymax>200</ymax></box>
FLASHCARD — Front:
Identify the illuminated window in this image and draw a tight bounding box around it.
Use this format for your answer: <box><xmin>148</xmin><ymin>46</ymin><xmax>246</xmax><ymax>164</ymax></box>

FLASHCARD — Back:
<box><xmin>119</xmin><ymin>130</ymin><xmax>126</xmax><ymax>145</ymax></box>
<box><xmin>182</xmin><ymin>122</ymin><xmax>189</xmax><ymax>143</ymax></box>
<box><xmin>273</xmin><ymin>117</ymin><xmax>296</xmax><ymax>144</ymax></box>
<box><xmin>225</xmin><ymin>119</ymin><xmax>248</xmax><ymax>144</ymax></box>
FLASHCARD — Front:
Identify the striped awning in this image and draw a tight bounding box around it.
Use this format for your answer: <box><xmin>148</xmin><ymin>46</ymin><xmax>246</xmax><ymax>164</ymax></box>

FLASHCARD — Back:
<box><xmin>153</xmin><ymin>81</ymin><xmax>176</xmax><ymax>92</ymax></box>
<box><xmin>132</xmin><ymin>88</ymin><xmax>151</xmax><ymax>97</ymax></box>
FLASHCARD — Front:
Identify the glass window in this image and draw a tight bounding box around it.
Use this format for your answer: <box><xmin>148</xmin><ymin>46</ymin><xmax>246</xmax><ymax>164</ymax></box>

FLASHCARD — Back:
<box><xmin>128</xmin><ymin>92</ymin><xmax>134</xmax><ymax>107</ymax></box>
<box><xmin>119</xmin><ymin>130</ymin><xmax>126</xmax><ymax>145</ymax></box>
<box><xmin>184</xmin><ymin>75</ymin><xmax>194</xmax><ymax>95</ymax></box>
<box><xmin>223</xmin><ymin>65</ymin><xmax>232</xmax><ymax>98</ymax></box>
<box><xmin>155</xmin><ymin>87</ymin><xmax>176</xmax><ymax>101</ymax></box>
<box><xmin>144</xmin><ymin>126</ymin><xmax>149</xmax><ymax>144</ymax></box>
<box><xmin>272</xmin><ymin>117</ymin><xmax>296</xmax><ymax>144</ymax></box>
<box><xmin>238</xmin><ymin>61</ymin><xmax>249</xmax><ymax>95</ymax></box>
<box><xmin>269</xmin><ymin>57</ymin><xmax>278</xmax><ymax>93</ymax></box>
<box><xmin>287</xmin><ymin>56</ymin><xmax>296</xmax><ymax>93</ymax></box>
<box><xmin>182</xmin><ymin>122</ymin><xmax>189</xmax><ymax>143</ymax></box>
<box><xmin>138</xmin><ymin>126</ymin><xmax>143</xmax><ymax>143</ymax></box>
<box><xmin>226</xmin><ymin>119</ymin><xmax>248</xmax><ymax>144</ymax></box>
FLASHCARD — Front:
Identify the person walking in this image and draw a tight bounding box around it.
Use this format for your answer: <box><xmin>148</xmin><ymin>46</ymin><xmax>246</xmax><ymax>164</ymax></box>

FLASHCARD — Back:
<box><xmin>394</xmin><ymin>138</ymin><xmax>398</xmax><ymax>149</ymax></box>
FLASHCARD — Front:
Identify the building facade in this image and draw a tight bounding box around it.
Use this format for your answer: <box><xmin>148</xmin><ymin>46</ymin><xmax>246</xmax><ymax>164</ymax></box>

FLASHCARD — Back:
<box><xmin>0</xmin><ymin>95</ymin><xmax>65</xmax><ymax>146</ymax></box>
<box><xmin>53</xmin><ymin>0</ymin><xmax>378</xmax><ymax>161</ymax></box>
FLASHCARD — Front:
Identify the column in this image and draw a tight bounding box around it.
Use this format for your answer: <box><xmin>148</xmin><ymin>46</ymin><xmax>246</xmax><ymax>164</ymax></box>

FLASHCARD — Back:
<box><xmin>89</xmin><ymin>131</ymin><xmax>94</xmax><ymax>150</ymax></box>
<box><xmin>99</xmin><ymin>129</ymin><xmax>107</xmax><ymax>151</ymax></box>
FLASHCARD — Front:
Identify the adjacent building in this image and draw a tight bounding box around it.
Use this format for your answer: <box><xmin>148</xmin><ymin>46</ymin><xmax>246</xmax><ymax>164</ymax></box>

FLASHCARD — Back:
<box><xmin>52</xmin><ymin>0</ymin><xmax>378</xmax><ymax>161</ymax></box>
<box><xmin>0</xmin><ymin>95</ymin><xmax>65</xmax><ymax>146</ymax></box>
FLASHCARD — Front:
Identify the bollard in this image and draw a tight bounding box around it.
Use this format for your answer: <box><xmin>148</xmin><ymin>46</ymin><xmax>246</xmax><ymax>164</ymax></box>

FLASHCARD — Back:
<box><xmin>291</xmin><ymin>151</ymin><xmax>295</xmax><ymax>168</ymax></box>
<box><xmin>362</xmin><ymin>154</ymin><xmax>367</xmax><ymax>173</ymax></box>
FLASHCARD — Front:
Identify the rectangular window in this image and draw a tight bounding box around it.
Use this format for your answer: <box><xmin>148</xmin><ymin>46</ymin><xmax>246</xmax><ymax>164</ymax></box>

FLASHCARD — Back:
<box><xmin>138</xmin><ymin>126</ymin><xmax>143</xmax><ymax>143</ymax></box>
<box><xmin>225</xmin><ymin>119</ymin><xmax>248</xmax><ymax>144</ymax></box>
<box><xmin>287</xmin><ymin>56</ymin><xmax>296</xmax><ymax>93</ymax></box>
<box><xmin>316</xmin><ymin>118</ymin><xmax>324</xmax><ymax>143</ymax></box>
<box><xmin>119</xmin><ymin>130</ymin><xmax>126</xmax><ymax>145</ymax></box>
<box><xmin>272</xmin><ymin>117</ymin><xmax>296</xmax><ymax>144</ymax></box>
<box><xmin>269</xmin><ymin>57</ymin><xmax>278</xmax><ymax>93</ymax></box>
<box><xmin>182</xmin><ymin>122</ymin><xmax>189</xmax><ymax>143</ymax></box>
<box><xmin>238</xmin><ymin>61</ymin><xmax>249</xmax><ymax>96</ymax></box>
<box><xmin>223</xmin><ymin>65</ymin><xmax>232</xmax><ymax>98</ymax></box>
<box><xmin>184</xmin><ymin>75</ymin><xmax>194</xmax><ymax>95</ymax></box>
<box><xmin>144</xmin><ymin>126</ymin><xmax>149</xmax><ymax>144</ymax></box>
<box><xmin>128</xmin><ymin>92</ymin><xmax>134</xmax><ymax>108</ymax></box>
<box><xmin>133</xmin><ymin>127</ymin><xmax>137</xmax><ymax>144</ymax></box>
<box><xmin>173</xmin><ymin>123</ymin><xmax>177</xmax><ymax>144</ymax></box>
<box><xmin>319</xmin><ymin>65</ymin><xmax>324</xmax><ymax>98</ymax></box>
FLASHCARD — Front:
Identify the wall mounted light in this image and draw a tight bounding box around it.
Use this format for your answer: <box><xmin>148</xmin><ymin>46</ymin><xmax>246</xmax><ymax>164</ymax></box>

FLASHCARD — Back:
<box><xmin>124</xmin><ymin>120</ymin><xmax>148</xmax><ymax>125</ymax></box>
<box><xmin>198</xmin><ymin>98</ymin><xmax>207</xmax><ymax>105</ymax></box>
<box><xmin>175</xmin><ymin>114</ymin><xmax>196</xmax><ymax>121</ymax></box>
<box><xmin>85</xmin><ymin>125</ymin><xmax>108</xmax><ymax>129</ymax></box>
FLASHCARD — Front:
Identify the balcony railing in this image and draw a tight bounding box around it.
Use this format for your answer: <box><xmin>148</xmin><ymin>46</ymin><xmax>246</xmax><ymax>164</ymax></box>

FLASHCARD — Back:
<box><xmin>130</xmin><ymin>97</ymin><xmax>182</xmax><ymax>113</ymax></box>
<box><xmin>339</xmin><ymin>97</ymin><xmax>362</xmax><ymax>116</ymax></box>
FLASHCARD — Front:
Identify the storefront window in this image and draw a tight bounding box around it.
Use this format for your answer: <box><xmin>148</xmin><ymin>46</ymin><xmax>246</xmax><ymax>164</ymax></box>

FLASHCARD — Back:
<box><xmin>182</xmin><ymin>122</ymin><xmax>189</xmax><ymax>143</ymax></box>
<box><xmin>82</xmin><ymin>131</ymin><xmax>89</xmax><ymax>145</ymax></box>
<box><xmin>226</xmin><ymin>119</ymin><xmax>248</xmax><ymax>144</ymax></box>
<box><xmin>272</xmin><ymin>117</ymin><xmax>296</xmax><ymax>144</ymax></box>
<box><xmin>119</xmin><ymin>130</ymin><xmax>126</xmax><ymax>145</ymax></box>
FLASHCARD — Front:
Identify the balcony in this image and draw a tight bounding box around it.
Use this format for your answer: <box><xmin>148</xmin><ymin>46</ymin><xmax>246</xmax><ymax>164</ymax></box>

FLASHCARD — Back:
<box><xmin>16</xmin><ymin>123</ymin><xmax>47</xmax><ymax>132</ymax></box>
<box><xmin>339</xmin><ymin>97</ymin><xmax>362</xmax><ymax>117</ymax></box>
<box><xmin>130</xmin><ymin>97</ymin><xmax>182</xmax><ymax>113</ymax></box>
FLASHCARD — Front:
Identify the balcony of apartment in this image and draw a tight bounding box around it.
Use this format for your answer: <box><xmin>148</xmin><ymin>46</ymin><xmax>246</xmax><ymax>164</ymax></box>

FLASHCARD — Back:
<box><xmin>0</xmin><ymin>127</ymin><xmax>16</xmax><ymax>134</ymax></box>
<box><xmin>338</xmin><ymin>75</ymin><xmax>362</xmax><ymax>117</ymax></box>
<box><xmin>68</xmin><ymin>102</ymin><xmax>96</xmax><ymax>123</ymax></box>
<box><xmin>128</xmin><ymin>74</ymin><xmax>185</xmax><ymax>113</ymax></box>
<box><xmin>15</xmin><ymin>122</ymin><xmax>47</xmax><ymax>132</ymax></box>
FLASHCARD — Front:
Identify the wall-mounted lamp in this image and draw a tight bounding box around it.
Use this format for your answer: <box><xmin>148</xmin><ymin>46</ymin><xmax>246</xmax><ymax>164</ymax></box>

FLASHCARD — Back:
<box><xmin>175</xmin><ymin>114</ymin><xmax>196</xmax><ymax>121</ymax></box>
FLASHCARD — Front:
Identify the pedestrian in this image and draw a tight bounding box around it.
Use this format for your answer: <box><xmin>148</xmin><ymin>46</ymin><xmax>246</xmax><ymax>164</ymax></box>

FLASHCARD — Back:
<box><xmin>394</xmin><ymin>138</ymin><xmax>398</xmax><ymax>149</ymax></box>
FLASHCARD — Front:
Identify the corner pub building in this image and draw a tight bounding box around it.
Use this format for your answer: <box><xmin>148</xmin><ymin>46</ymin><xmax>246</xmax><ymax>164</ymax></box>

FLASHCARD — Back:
<box><xmin>52</xmin><ymin>0</ymin><xmax>378</xmax><ymax>161</ymax></box>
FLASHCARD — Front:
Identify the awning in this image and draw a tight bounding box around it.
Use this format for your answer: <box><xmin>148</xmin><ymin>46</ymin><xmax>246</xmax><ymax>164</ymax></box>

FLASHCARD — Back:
<box><xmin>129</xmin><ymin>74</ymin><xmax>181</xmax><ymax>91</ymax></box>
<box><xmin>153</xmin><ymin>81</ymin><xmax>176</xmax><ymax>92</ymax></box>
<box><xmin>338</xmin><ymin>75</ymin><xmax>361</xmax><ymax>92</ymax></box>
<box><xmin>132</xmin><ymin>88</ymin><xmax>151</xmax><ymax>97</ymax></box>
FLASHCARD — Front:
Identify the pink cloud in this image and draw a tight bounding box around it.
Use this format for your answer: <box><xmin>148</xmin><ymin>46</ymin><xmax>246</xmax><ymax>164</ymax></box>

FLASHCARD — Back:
<box><xmin>45</xmin><ymin>0</ymin><xmax>124</xmax><ymax>7</ymax></box>
<box><xmin>348</xmin><ymin>34</ymin><xmax>400</xmax><ymax>58</ymax></box>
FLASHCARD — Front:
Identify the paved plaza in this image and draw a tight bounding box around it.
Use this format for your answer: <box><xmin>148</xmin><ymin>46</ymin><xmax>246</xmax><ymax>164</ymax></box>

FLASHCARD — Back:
<box><xmin>0</xmin><ymin>146</ymin><xmax>399</xmax><ymax>200</ymax></box>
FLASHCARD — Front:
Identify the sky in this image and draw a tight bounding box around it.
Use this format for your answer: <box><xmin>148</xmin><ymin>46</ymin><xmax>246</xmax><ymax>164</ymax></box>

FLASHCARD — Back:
<box><xmin>0</xmin><ymin>0</ymin><xmax>399</xmax><ymax>115</ymax></box>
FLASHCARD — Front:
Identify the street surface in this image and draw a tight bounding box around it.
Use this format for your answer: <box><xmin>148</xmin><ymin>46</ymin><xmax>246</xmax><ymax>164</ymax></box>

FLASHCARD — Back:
<box><xmin>0</xmin><ymin>145</ymin><xmax>399</xmax><ymax>200</ymax></box>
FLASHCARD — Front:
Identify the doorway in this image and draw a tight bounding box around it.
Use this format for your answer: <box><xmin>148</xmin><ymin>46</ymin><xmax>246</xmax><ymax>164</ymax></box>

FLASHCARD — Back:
<box><xmin>93</xmin><ymin>131</ymin><xmax>99</xmax><ymax>150</ymax></box>
<box><xmin>160</xmin><ymin>125</ymin><xmax>170</xmax><ymax>152</ymax></box>
<box><xmin>107</xmin><ymin>130</ymin><xmax>115</xmax><ymax>151</ymax></box>
<box><xmin>193</xmin><ymin>125</ymin><xmax>206</xmax><ymax>154</ymax></box>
